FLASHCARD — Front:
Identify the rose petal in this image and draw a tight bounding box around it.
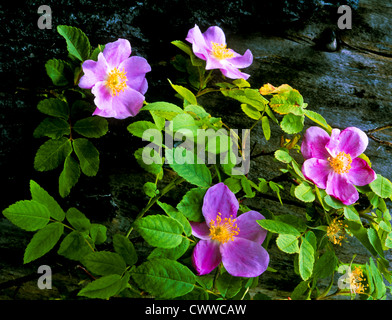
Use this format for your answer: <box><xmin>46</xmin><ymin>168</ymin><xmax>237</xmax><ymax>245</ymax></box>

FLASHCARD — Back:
<box><xmin>336</xmin><ymin>127</ymin><xmax>369</xmax><ymax>159</ymax></box>
<box><xmin>219</xmin><ymin>64</ymin><xmax>250</xmax><ymax>80</ymax></box>
<box><xmin>236</xmin><ymin>211</ymin><xmax>267</xmax><ymax>245</ymax></box>
<box><xmin>113</xmin><ymin>87</ymin><xmax>145</xmax><ymax>119</ymax></box>
<box><xmin>346</xmin><ymin>158</ymin><xmax>376</xmax><ymax>186</ymax></box>
<box><xmin>326</xmin><ymin>171</ymin><xmax>359</xmax><ymax>206</ymax></box>
<box><xmin>91</xmin><ymin>81</ymin><xmax>114</xmax><ymax>117</ymax></box>
<box><xmin>192</xmin><ymin>240</ymin><xmax>221</xmax><ymax>276</ymax></box>
<box><xmin>325</xmin><ymin>128</ymin><xmax>341</xmax><ymax>156</ymax></box>
<box><xmin>202</xmin><ymin>26</ymin><xmax>226</xmax><ymax>47</ymax></box>
<box><xmin>103</xmin><ymin>39</ymin><xmax>132</xmax><ymax>69</ymax></box>
<box><xmin>119</xmin><ymin>56</ymin><xmax>151</xmax><ymax>95</ymax></box>
<box><xmin>79</xmin><ymin>53</ymin><xmax>109</xmax><ymax>89</ymax></box>
<box><xmin>202</xmin><ymin>183</ymin><xmax>239</xmax><ymax>224</ymax></box>
<box><xmin>301</xmin><ymin>126</ymin><xmax>331</xmax><ymax>160</ymax></box>
<box><xmin>190</xmin><ymin>221</ymin><xmax>210</xmax><ymax>240</ymax></box>
<box><xmin>228</xmin><ymin>49</ymin><xmax>253</xmax><ymax>69</ymax></box>
<box><xmin>185</xmin><ymin>24</ymin><xmax>209</xmax><ymax>61</ymax></box>
<box><xmin>302</xmin><ymin>158</ymin><xmax>332</xmax><ymax>189</ymax></box>
<box><xmin>220</xmin><ymin>238</ymin><xmax>269</xmax><ymax>277</ymax></box>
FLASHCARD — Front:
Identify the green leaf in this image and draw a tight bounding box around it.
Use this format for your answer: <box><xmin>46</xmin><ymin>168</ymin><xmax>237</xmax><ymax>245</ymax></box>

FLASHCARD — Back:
<box><xmin>299</xmin><ymin>237</ymin><xmax>315</xmax><ymax>281</ymax></box>
<box><xmin>369</xmin><ymin>174</ymin><xmax>392</xmax><ymax>198</ymax></box>
<box><xmin>134</xmin><ymin>215</ymin><xmax>184</xmax><ymax>249</ymax></box>
<box><xmin>270</xmin><ymin>89</ymin><xmax>305</xmax><ymax>115</ymax></box>
<box><xmin>2</xmin><ymin>200</ymin><xmax>50</xmax><ymax>231</ymax></box>
<box><xmin>224</xmin><ymin>177</ymin><xmax>242</xmax><ymax>194</ymax></box>
<box><xmin>157</xmin><ymin>201</ymin><xmax>192</xmax><ymax>236</ymax></box>
<box><xmin>45</xmin><ymin>58</ymin><xmax>71</xmax><ymax>86</ymax></box>
<box><xmin>113</xmin><ymin>234</ymin><xmax>138</xmax><ymax>266</ymax></box>
<box><xmin>143</xmin><ymin>182</ymin><xmax>158</xmax><ymax>198</ymax></box>
<box><xmin>169</xmin><ymin>148</ymin><xmax>212</xmax><ymax>188</ymax></box>
<box><xmin>233</xmin><ymin>78</ymin><xmax>251</xmax><ymax>88</ymax></box>
<box><xmin>257</xmin><ymin>219</ymin><xmax>301</xmax><ymax>236</ymax></box>
<box><xmin>83</xmin><ymin>251</ymin><xmax>126</xmax><ymax>276</ymax></box>
<box><xmin>241</xmin><ymin>103</ymin><xmax>261</xmax><ymax>120</ymax></box>
<box><xmin>127</xmin><ymin>121</ymin><xmax>158</xmax><ymax>139</ymax></box>
<box><xmin>141</xmin><ymin>102</ymin><xmax>184</xmax><ymax>120</ymax></box>
<box><xmin>66</xmin><ymin>207</ymin><xmax>91</xmax><ymax>232</ymax></box>
<box><xmin>294</xmin><ymin>182</ymin><xmax>315</xmax><ymax>203</ymax></box>
<box><xmin>276</xmin><ymin>234</ymin><xmax>300</xmax><ymax>254</ymax></box>
<box><xmin>367</xmin><ymin>228</ymin><xmax>385</xmax><ymax>259</ymax></box>
<box><xmin>274</xmin><ymin>149</ymin><xmax>293</xmax><ymax>164</ymax></box>
<box><xmin>368</xmin><ymin>258</ymin><xmax>386</xmax><ymax>299</ymax></box>
<box><xmin>261</xmin><ymin>116</ymin><xmax>271</xmax><ymax>140</ymax></box>
<box><xmin>57</xmin><ymin>230</ymin><xmax>93</xmax><ymax>261</ymax></box>
<box><xmin>37</xmin><ymin>98</ymin><xmax>69</xmax><ymax>120</ymax></box>
<box><xmin>73</xmin><ymin>116</ymin><xmax>108</xmax><ymax>138</ymax></box>
<box><xmin>59</xmin><ymin>154</ymin><xmax>81</xmax><ymax>198</ymax></box>
<box><xmin>241</xmin><ymin>176</ymin><xmax>256</xmax><ymax>198</ymax></box>
<box><xmin>291</xmin><ymin>280</ymin><xmax>310</xmax><ymax>300</ymax></box>
<box><xmin>30</xmin><ymin>180</ymin><xmax>65</xmax><ymax>221</ymax></box>
<box><xmin>78</xmin><ymin>274</ymin><xmax>126</xmax><ymax>299</ymax></box>
<box><xmin>34</xmin><ymin>118</ymin><xmax>70</xmax><ymax>139</ymax></box>
<box><xmin>34</xmin><ymin>137</ymin><xmax>72</xmax><ymax>172</ymax></box>
<box><xmin>216</xmin><ymin>272</ymin><xmax>243</xmax><ymax>298</ymax></box>
<box><xmin>171</xmin><ymin>40</ymin><xmax>193</xmax><ymax>56</ymax></box>
<box><xmin>168</xmin><ymin>80</ymin><xmax>198</xmax><ymax>105</ymax></box>
<box><xmin>269</xmin><ymin>181</ymin><xmax>284</xmax><ymax>205</ymax></box>
<box><xmin>131</xmin><ymin>258</ymin><xmax>196</xmax><ymax>299</ymax></box>
<box><xmin>280</xmin><ymin>114</ymin><xmax>304</xmax><ymax>134</ymax></box>
<box><xmin>89</xmin><ymin>44</ymin><xmax>105</xmax><ymax>61</ymax></box>
<box><xmin>73</xmin><ymin>138</ymin><xmax>100</xmax><ymax>176</ymax></box>
<box><xmin>134</xmin><ymin>147</ymin><xmax>163</xmax><ymax>175</ymax></box>
<box><xmin>324</xmin><ymin>194</ymin><xmax>344</xmax><ymax>209</ymax></box>
<box><xmin>385</xmin><ymin>231</ymin><xmax>392</xmax><ymax>248</ymax></box>
<box><xmin>343</xmin><ymin>206</ymin><xmax>361</xmax><ymax>224</ymax></box>
<box><xmin>24</xmin><ymin>222</ymin><xmax>64</xmax><ymax>264</ymax></box>
<box><xmin>90</xmin><ymin>224</ymin><xmax>107</xmax><ymax>245</ymax></box>
<box><xmin>148</xmin><ymin>237</ymin><xmax>190</xmax><ymax>261</ymax></box>
<box><xmin>170</xmin><ymin>113</ymin><xmax>198</xmax><ymax>137</ymax></box>
<box><xmin>57</xmin><ymin>25</ymin><xmax>91</xmax><ymax>62</ymax></box>
<box><xmin>313</xmin><ymin>251</ymin><xmax>338</xmax><ymax>279</ymax></box>
<box><xmin>304</xmin><ymin>110</ymin><xmax>332</xmax><ymax>133</ymax></box>
<box><xmin>176</xmin><ymin>188</ymin><xmax>206</xmax><ymax>222</ymax></box>
<box><xmin>346</xmin><ymin>221</ymin><xmax>378</xmax><ymax>256</ymax></box>
<box><xmin>222</xmin><ymin>88</ymin><xmax>267</xmax><ymax>111</ymax></box>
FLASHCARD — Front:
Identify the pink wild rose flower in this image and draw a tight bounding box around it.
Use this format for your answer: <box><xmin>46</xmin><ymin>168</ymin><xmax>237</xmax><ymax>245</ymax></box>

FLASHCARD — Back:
<box><xmin>301</xmin><ymin>126</ymin><xmax>376</xmax><ymax>206</ymax></box>
<box><xmin>79</xmin><ymin>39</ymin><xmax>151</xmax><ymax>119</ymax></box>
<box><xmin>190</xmin><ymin>183</ymin><xmax>269</xmax><ymax>277</ymax></box>
<box><xmin>186</xmin><ymin>24</ymin><xmax>253</xmax><ymax>80</ymax></box>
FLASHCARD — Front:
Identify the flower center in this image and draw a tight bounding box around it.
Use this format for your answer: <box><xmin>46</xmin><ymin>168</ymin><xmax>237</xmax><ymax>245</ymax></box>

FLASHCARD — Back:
<box><xmin>211</xmin><ymin>42</ymin><xmax>234</xmax><ymax>60</ymax></box>
<box><xmin>327</xmin><ymin>218</ymin><xmax>348</xmax><ymax>246</ymax></box>
<box><xmin>329</xmin><ymin>151</ymin><xmax>352</xmax><ymax>174</ymax></box>
<box><xmin>209</xmin><ymin>212</ymin><xmax>240</xmax><ymax>244</ymax></box>
<box><xmin>105</xmin><ymin>67</ymin><xmax>127</xmax><ymax>96</ymax></box>
<box><xmin>349</xmin><ymin>266</ymin><xmax>368</xmax><ymax>294</ymax></box>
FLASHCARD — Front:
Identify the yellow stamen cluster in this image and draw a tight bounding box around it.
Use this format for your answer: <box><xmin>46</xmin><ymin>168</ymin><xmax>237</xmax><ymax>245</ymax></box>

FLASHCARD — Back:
<box><xmin>209</xmin><ymin>212</ymin><xmax>240</xmax><ymax>244</ymax></box>
<box><xmin>329</xmin><ymin>151</ymin><xmax>352</xmax><ymax>174</ymax></box>
<box><xmin>349</xmin><ymin>266</ymin><xmax>368</xmax><ymax>294</ymax></box>
<box><xmin>105</xmin><ymin>67</ymin><xmax>127</xmax><ymax>96</ymax></box>
<box><xmin>327</xmin><ymin>218</ymin><xmax>348</xmax><ymax>246</ymax></box>
<box><xmin>211</xmin><ymin>42</ymin><xmax>234</xmax><ymax>60</ymax></box>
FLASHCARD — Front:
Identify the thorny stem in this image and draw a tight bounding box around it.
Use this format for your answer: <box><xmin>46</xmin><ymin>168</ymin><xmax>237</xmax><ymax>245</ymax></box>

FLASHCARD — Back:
<box><xmin>125</xmin><ymin>176</ymin><xmax>185</xmax><ymax>238</ymax></box>
<box><xmin>365</xmin><ymin>124</ymin><xmax>392</xmax><ymax>147</ymax></box>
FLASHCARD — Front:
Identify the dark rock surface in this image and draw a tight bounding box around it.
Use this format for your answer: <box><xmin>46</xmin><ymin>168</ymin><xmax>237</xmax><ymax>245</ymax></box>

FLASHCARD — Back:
<box><xmin>1</xmin><ymin>0</ymin><xmax>390</xmax><ymax>300</ymax></box>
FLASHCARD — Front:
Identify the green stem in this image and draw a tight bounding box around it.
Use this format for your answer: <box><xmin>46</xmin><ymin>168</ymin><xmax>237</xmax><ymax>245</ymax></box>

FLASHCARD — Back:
<box><xmin>125</xmin><ymin>176</ymin><xmax>185</xmax><ymax>238</ymax></box>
